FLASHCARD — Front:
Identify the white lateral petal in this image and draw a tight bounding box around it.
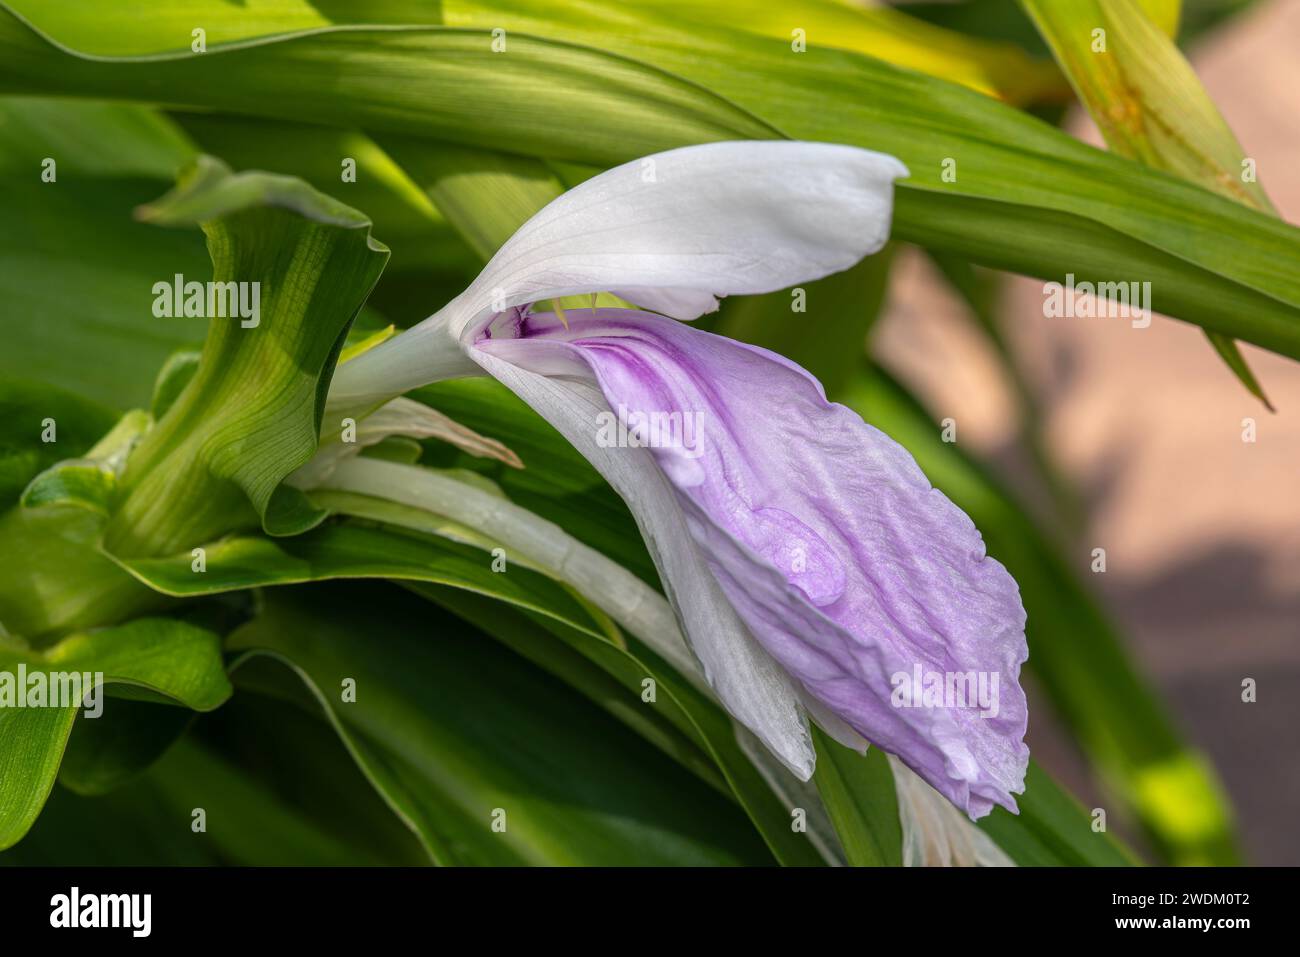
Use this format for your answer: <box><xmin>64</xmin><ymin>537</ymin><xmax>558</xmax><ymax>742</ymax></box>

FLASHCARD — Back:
<box><xmin>471</xmin><ymin>346</ymin><xmax>816</xmax><ymax>779</ymax></box>
<box><xmin>890</xmin><ymin>756</ymin><xmax>1015</xmax><ymax>867</ymax></box>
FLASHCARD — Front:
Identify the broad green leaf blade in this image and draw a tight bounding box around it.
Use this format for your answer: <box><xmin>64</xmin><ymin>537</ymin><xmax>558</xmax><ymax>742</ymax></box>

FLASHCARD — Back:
<box><xmin>1136</xmin><ymin>0</ymin><xmax>1181</xmax><ymax>37</ymax></box>
<box><xmin>3</xmin><ymin>0</ymin><xmax>1069</xmax><ymax>104</ymax></box>
<box><xmin>57</xmin><ymin>697</ymin><xmax>194</xmax><ymax>796</ymax></box>
<box><xmin>101</xmin><ymin>155</ymin><xmax>390</xmax><ymax>556</ymax></box>
<box><xmin>169</xmin><ymin>112</ymin><xmax>477</xmax><ymax>278</ymax></box>
<box><xmin>1</xmin><ymin>0</ymin><xmax>441</xmax><ymax>55</ymax></box>
<box><xmin>6</xmin><ymin>718</ymin><xmax>412</xmax><ymax>865</ymax></box>
<box><xmin>419</xmin><ymin>584</ymin><xmax>831</xmax><ymax>865</ymax></box>
<box><xmin>20</xmin><ymin>461</ymin><xmax>116</xmax><ymax>514</ymax></box>
<box><xmin>893</xmin><ymin>185</ymin><xmax>1297</xmax><ymax>363</ymax></box>
<box><xmin>448</xmin><ymin>0</ymin><xmax>1300</xmax><ymax>355</ymax></box>
<box><xmin>811</xmin><ymin>731</ymin><xmax>903</xmax><ymax>866</ymax></box>
<box><xmin>377</xmin><ymin>136</ymin><xmax>567</xmax><ymax>262</ymax></box>
<box><xmin>0</xmin><ymin>95</ymin><xmax>194</xmax><ymax>178</ymax></box>
<box><xmin>5</xmin><ymin>5</ymin><xmax>1300</xmax><ymax>361</ymax></box>
<box><xmin>0</xmin><ymin>7</ymin><xmax>778</xmax><ymax>160</ymax></box>
<box><xmin>0</xmin><ymin>507</ymin><xmax>168</xmax><ymax>639</ymax></box>
<box><xmin>0</xmin><ymin>616</ymin><xmax>230</xmax><ymax>850</ymax></box>
<box><xmin>19</xmin><ymin>407</ymin><xmax>150</xmax><ymax>516</ymax></box>
<box><xmin>639</xmin><ymin>0</ymin><xmax>1069</xmax><ymax>105</ymax></box>
<box><xmin>0</xmin><ymin>99</ymin><xmax>210</xmax><ymax>407</ymax></box>
<box><xmin>228</xmin><ymin>582</ymin><xmax>775</xmax><ymax>865</ymax></box>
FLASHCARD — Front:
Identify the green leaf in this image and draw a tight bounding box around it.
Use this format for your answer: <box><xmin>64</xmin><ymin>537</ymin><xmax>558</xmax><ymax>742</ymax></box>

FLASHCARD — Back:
<box><xmin>0</xmin><ymin>616</ymin><xmax>231</xmax><ymax>850</ymax></box>
<box><xmin>20</xmin><ymin>407</ymin><xmax>152</xmax><ymax>517</ymax></box>
<box><xmin>112</xmin><ymin>520</ymin><xmax>619</xmax><ymax>636</ymax></box>
<box><xmin>0</xmin><ymin>5</ymin><xmax>776</xmax><ymax>160</ymax></box>
<box><xmin>418</xmin><ymin>584</ymin><xmax>831</xmax><ymax>865</ymax></box>
<box><xmin>228</xmin><ymin>582</ymin><xmax>775</xmax><ymax>865</ymax></box>
<box><xmin>20</xmin><ymin>461</ymin><xmax>116</xmax><ymax>514</ymax></box>
<box><xmin>0</xmin><ymin>384</ymin><xmax>163</xmax><ymax>638</ymax></box>
<box><xmin>5</xmin><ymin>3</ymin><xmax>1298</xmax><ymax>360</ymax></box>
<box><xmin>1020</xmin><ymin>0</ymin><xmax>1274</xmax><ymax>404</ymax></box>
<box><xmin>169</xmin><ymin>113</ymin><xmax>477</xmax><ymax>277</ymax></box>
<box><xmin>101</xmin><ymin>155</ymin><xmax>389</xmax><ymax>556</ymax></box>
<box><xmin>979</xmin><ymin>761</ymin><xmax>1136</xmax><ymax>866</ymax></box>
<box><xmin>57</xmin><ymin>697</ymin><xmax>195</xmax><ymax>796</ymax></box>
<box><xmin>0</xmin><ymin>100</ymin><xmax>210</xmax><ymax>408</ymax></box>
<box><xmin>811</xmin><ymin>731</ymin><xmax>903</xmax><ymax>866</ymax></box>
<box><xmin>377</xmin><ymin>136</ymin><xmax>566</xmax><ymax>262</ymax></box>
<box><xmin>657</xmin><ymin>0</ymin><xmax>1069</xmax><ymax>104</ymax></box>
<box><xmin>0</xmin><ymin>380</ymin><xmax>118</xmax><ymax>509</ymax></box>
<box><xmin>5</xmin><ymin>722</ymin><xmax>408</xmax><ymax>865</ymax></box>
<box><xmin>0</xmin><ymin>507</ymin><xmax>168</xmax><ymax>639</ymax></box>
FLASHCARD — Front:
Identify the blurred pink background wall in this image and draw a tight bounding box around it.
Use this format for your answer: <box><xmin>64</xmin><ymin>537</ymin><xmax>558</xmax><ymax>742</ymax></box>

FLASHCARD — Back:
<box><xmin>876</xmin><ymin>0</ymin><xmax>1300</xmax><ymax>863</ymax></box>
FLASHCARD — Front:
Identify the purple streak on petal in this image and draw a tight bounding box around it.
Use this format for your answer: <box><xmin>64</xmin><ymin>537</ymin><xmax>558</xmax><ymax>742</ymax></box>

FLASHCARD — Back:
<box><xmin>476</xmin><ymin>308</ymin><xmax>1029</xmax><ymax>818</ymax></box>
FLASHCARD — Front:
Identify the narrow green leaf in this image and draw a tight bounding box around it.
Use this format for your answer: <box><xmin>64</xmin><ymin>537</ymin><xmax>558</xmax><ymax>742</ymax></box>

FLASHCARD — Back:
<box><xmin>811</xmin><ymin>731</ymin><xmax>903</xmax><ymax>866</ymax></box>
<box><xmin>979</xmin><ymin>761</ymin><xmax>1137</xmax><ymax>866</ymax></box>
<box><xmin>112</xmin><ymin>520</ymin><xmax>619</xmax><ymax>639</ymax></box>
<box><xmin>7</xmin><ymin>3</ymin><xmax>1300</xmax><ymax>357</ymax></box>
<box><xmin>1020</xmin><ymin>0</ymin><xmax>1275</xmax><ymax>403</ymax></box>
<box><xmin>645</xmin><ymin>0</ymin><xmax>1068</xmax><ymax>104</ymax></box>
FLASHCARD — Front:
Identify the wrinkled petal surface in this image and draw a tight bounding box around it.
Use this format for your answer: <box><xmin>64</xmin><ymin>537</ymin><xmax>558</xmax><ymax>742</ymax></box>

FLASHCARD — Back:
<box><xmin>477</xmin><ymin>309</ymin><xmax>1029</xmax><ymax>817</ymax></box>
<box><xmin>470</xmin><ymin>341</ymin><xmax>816</xmax><ymax>780</ymax></box>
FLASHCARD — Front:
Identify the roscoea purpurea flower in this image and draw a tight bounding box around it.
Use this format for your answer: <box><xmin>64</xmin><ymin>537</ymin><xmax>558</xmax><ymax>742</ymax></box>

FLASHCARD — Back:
<box><xmin>328</xmin><ymin>141</ymin><xmax>1029</xmax><ymax>818</ymax></box>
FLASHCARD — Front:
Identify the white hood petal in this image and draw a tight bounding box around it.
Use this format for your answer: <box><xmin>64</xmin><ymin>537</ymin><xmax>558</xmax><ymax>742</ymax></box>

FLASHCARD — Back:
<box><xmin>459</xmin><ymin>140</ymin><xmax>905</xmax><ymax>333</ymax></box>
<box><xmin>329</xmin><ymin>141</ymin><xmax>907</xmax><ymax>405</ymax></box>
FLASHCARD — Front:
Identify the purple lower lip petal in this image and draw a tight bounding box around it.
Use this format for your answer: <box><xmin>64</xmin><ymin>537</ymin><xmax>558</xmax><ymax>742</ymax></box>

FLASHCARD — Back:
<box><xmin>477</xmin><ymin>306</ymin><xmax>1028</xmax><ymax>819</ymax></box>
